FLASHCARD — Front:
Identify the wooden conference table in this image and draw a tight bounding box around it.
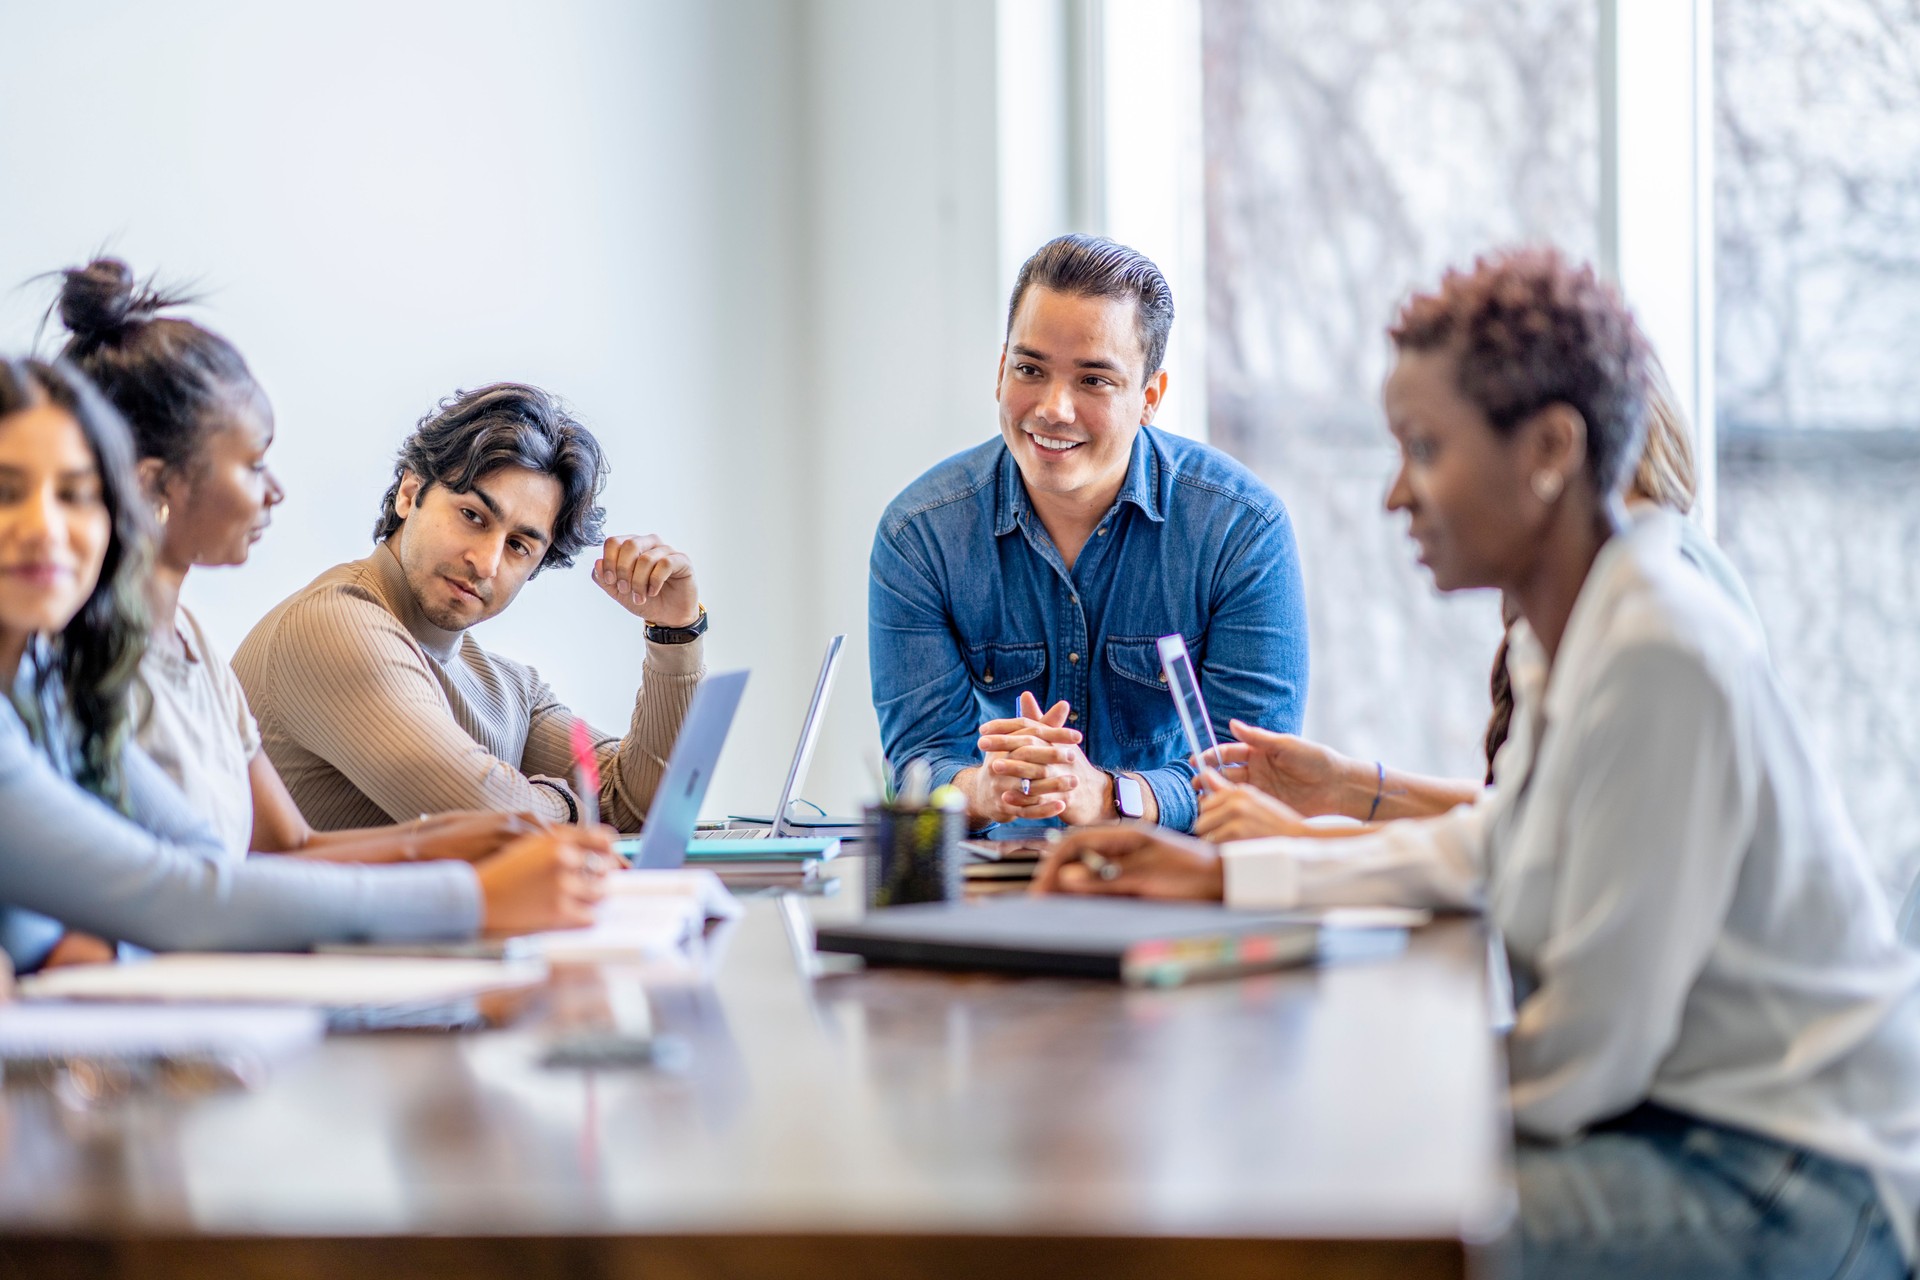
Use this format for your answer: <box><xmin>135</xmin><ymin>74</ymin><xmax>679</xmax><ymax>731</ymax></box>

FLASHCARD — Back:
<box><xmin>0</xmin><ymin>862</ymin><xmax>1514</xmax><ymax>1279</ymax></box>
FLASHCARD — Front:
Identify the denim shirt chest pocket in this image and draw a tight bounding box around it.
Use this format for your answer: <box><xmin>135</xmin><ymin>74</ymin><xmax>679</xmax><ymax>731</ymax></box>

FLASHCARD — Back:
<box><xmin>965</xmin><ymin>639</ymin><xmax>1049</xmax><ymax>720</ymax></box>
<box><xmin>1104</xmin><ymin>635</ymin><xmax>1192</xmax><ymax>748</ymax></box>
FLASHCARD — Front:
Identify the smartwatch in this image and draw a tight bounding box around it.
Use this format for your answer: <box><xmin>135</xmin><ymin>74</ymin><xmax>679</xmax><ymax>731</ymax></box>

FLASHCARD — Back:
<box><xmin>645</xmin><ymin>605</ymin><xmax>709</xmax><ymax>645</ymax></box>
<box><xmin>1108</xmin><ymin>770</ymin><xmax>1146</xmax><ymax>820</ymax></box>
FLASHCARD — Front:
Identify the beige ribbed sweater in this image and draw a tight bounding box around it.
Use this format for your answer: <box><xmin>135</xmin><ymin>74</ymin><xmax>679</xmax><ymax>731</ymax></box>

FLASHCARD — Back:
<box><xmin>231</xmin><ymin>544</ymin><xmax>703</xmax><ymax>831</ymax></box>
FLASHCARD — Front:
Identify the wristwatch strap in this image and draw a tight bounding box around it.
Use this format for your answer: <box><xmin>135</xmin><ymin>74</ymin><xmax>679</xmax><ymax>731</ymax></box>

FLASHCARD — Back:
<box><xmin>645</xmin><ymin>605</ymin><xmax>709</xmax><ymax>645</ymax></box>
<box><xmin>528</xmin><ymin>776</ymin><xmax>580</xmax><ymax>824</ymax></box>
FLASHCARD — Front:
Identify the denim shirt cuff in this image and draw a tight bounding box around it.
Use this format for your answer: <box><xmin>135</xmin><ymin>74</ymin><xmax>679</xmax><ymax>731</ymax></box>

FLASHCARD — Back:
<box><xmin>929</xmin><ymin>757</ymin><xmax>970</xmax><ymax>795</ymax></box>
<box><xmin>1139</xmin><ymin>767</ymin><xmax>1197</xmax><ymax>833</ymax></box>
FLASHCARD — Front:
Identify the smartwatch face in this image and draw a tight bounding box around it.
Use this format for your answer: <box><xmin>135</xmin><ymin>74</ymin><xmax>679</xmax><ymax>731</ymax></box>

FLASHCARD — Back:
<box><xmin>1114</xmin><ymin>772</ymin><xmax>1145</xmax><ymax>820</ymax></box>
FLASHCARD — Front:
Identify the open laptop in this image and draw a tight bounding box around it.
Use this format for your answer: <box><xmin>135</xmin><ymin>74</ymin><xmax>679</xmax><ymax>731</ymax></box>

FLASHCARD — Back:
<box><xmin>692</xmin><ymin>634</ymin><xmax>848</xmax><ymax>840</ymax></box>
<box><xmin>618</xmin><ymin>669</ymin><xmax>750</xmax><ymax>870</ymax></box>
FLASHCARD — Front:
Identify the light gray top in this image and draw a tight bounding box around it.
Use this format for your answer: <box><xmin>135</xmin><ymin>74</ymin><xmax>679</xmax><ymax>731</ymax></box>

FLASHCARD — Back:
<box><xmin>135</xmin><ymin>604</ymin><xmax>260</xmax><ymax>861</ymax></box>
<box><xmin>0</xmin><ymin>650</ymin><xmax>480</xmax><ymax>972</ymax></box>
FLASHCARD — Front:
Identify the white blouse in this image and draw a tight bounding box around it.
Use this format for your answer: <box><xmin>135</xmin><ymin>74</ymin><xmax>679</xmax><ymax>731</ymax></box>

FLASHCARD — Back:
<box><xmin>1223</xmin><ymin>512</ymin><xmax>1920</xmax><ymax>1253</ymax></box>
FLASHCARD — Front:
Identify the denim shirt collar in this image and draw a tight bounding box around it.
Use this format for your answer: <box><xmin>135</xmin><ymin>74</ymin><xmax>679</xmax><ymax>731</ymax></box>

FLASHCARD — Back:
<box><xmin>991</xmin><ymin>427</ymin><xmax>1168</xmax><ymax>538</ymax></box>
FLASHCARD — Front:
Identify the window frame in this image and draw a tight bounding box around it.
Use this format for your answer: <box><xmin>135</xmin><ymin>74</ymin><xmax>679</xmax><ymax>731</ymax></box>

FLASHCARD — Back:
<box><xmin>1077</xmin><ymin>0</ymin><xmax>1720</xmax><ymax>504</ymax></box>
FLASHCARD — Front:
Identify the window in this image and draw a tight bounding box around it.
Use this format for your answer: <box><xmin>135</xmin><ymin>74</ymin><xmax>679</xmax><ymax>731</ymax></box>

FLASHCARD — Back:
<box><xmin>1201</xmin><ymin>0</ymin><xmax>1599</xmax><ymax>779</ymax></box>
<box><xmin>1715</xmin><ymin>0</ymin><xmax>1920</xmax><ymax>896</ymax></box>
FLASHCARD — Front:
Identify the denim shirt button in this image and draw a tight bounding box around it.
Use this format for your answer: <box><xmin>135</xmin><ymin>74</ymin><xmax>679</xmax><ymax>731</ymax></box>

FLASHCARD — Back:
<box><xmin>983</xmin><ymin>672</ymin><xmax>993</xmax><ymax>683</ymax></box>
<box><xmin>1069</xmin><ymin>653</ymin><xmax>1079</xmax><ymax>663</ymax></box>
<box><xmin>1069</xmin><ymin>712</ymin><xmax>1079</xmax><ymax>723</ymax></box>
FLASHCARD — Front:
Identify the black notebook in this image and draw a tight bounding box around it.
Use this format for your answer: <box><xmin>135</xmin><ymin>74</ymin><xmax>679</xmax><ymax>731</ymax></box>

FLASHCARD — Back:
<box><xmin>814</xmin><ymin>896</ymin><xmax>1320</xmax><ymax>987</ymax></box>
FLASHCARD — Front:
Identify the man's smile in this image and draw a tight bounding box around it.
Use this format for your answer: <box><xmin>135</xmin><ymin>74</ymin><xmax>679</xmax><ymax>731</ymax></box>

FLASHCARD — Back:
<box><xmin>1024</xmin><ymin>427</ymin><xmax>1083</xmax><ymax>453</ymax></box>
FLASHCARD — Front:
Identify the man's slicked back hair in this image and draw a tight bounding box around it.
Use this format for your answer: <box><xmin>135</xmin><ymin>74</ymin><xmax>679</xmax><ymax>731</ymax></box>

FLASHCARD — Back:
<box><xmin>372</xmin><ymin>383</ymin><xmax>606</xmax><ymax>573</ymax></box>
<box><xmin>1005</xmin><ymin>234</ymin><xmax>1175</xmax><ymax>380</ymax></box>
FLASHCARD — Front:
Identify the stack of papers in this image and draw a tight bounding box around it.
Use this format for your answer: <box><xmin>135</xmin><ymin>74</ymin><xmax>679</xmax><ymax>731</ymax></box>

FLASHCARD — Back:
<box><xmin>0</xmin><ymin>1002</ymin><xmax>325</xmax><ymax>1064</ymax></box>
<box><xmin>511</xmin><ymin>867</ymin><xmax>743</xmax><ymax>961</ymax></box>
<box><xmin>18</xmin><ymin>954</ymin><xmax>546</xmax><ymax>1007</ymax></box>
<box><xmin>13</xmin><ymin>871</ymin><xmax>742</xmax><ymax>1004</ymax></box>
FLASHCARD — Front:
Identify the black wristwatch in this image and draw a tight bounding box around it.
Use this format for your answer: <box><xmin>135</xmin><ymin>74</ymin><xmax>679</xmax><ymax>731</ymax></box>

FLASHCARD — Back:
<box><xmin>1107</xmin><ymin>770</ymin><xmax>1146</xmax><ymax>820</ymax></box>
<box><xmin>645</xmin><ymin>606</ymin><xmax>709</xmax><ymax>645</ymax></box>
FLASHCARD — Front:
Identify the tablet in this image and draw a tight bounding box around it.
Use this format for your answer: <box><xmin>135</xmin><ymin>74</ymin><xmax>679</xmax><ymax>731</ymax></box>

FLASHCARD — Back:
<box><xmin>1156</xmin><ymin>634</ymin><xmax>1223</xmax><ymax>770</ymax></box>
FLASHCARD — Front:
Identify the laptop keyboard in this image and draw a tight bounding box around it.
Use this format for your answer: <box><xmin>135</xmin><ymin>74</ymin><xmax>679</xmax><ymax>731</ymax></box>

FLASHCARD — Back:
<box><xmin>690</xmin><ymin>827</ymin><xmax>773</xmax><ymax>841</ymax></box>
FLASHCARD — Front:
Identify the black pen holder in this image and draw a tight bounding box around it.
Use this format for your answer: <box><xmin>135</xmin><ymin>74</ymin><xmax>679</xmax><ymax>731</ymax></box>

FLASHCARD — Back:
<box><xmin>864</xmin><ymin>802</ymin><xmax>964</xmax><ymax>908</ymax></box>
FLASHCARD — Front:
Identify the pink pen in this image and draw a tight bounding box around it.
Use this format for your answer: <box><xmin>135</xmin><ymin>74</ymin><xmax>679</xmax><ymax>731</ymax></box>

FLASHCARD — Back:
<box><xmin>568</xmin><ymin>720</ymin><xmax>601</xmax><ymax>828</ymax></box>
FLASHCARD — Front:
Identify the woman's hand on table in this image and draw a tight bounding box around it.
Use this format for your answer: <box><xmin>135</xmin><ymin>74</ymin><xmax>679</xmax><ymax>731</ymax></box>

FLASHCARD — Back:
<box><xmin>1031</xmin><ymin>825</ymin><xmax>1225</xmax><ymax>902</ymax></box>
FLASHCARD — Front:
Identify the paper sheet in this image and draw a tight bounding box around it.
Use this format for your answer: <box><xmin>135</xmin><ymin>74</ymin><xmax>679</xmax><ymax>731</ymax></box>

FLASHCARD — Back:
<box><xmin>513</xmin><ymin>867</ymin><xmax>742</xmax><ymax>961</ymax></box>
<box><xmin>0</xmin><ymin>1002</ymin><xmax>325</xmax><ymax>1060</ymax></box>
<box><xmin>18</xmin><ymin>954</ymin><xmax>547</xmax><ymax>1006</ymax></box>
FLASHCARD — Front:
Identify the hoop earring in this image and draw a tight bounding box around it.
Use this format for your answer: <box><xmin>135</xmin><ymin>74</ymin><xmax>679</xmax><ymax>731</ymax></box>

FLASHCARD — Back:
<box><xmin>1530</xmin><ymin>471</ymin><xmax>1564</xmax><ymax>504</ymax></box>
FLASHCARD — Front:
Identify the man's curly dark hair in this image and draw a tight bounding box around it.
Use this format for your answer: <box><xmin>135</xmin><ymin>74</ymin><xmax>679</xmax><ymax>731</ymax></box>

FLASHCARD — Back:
<box><xmin>1390</xmin><ymin>246</ymin><xmax>1652</xmax><ymax>497</ymax></box>
<box><xmin>372</xmin><ymin>383</ymin><xmax>606</xmax><ymax>574</ymax></box>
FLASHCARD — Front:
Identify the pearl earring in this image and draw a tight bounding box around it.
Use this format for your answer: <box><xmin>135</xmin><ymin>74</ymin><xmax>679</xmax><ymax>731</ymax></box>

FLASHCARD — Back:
<box><xmin>155</xmin><ymin>500</ymin><xmax>170</xmax><ymax>527</ymax></box>
<box><xmin>1530</xmin><ymin>471</ymin><xmax>1564</xmax><ymax>503</ymax></box>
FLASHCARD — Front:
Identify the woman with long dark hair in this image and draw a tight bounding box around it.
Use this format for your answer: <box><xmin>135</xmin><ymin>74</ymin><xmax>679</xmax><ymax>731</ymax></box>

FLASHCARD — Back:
<box><xmin>0</xmin><ymin>357</ymin><xmax>604</xmax><ymax>971</ymax></box>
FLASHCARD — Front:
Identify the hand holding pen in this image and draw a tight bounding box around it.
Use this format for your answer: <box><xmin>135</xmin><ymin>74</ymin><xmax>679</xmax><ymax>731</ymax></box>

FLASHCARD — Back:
<box><xmin>1030</xmin><ymin>825</ymin><xmax>1225</xmax><ymax>902</ymax></box>
<box><xmin>567</xmin><ymin>720</ymin><xmax>617</xmax><ymax>873</ymax></box>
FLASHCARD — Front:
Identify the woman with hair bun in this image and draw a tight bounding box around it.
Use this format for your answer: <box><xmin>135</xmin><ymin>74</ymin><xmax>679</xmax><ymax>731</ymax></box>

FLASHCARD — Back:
<box><xmin>1041</xmin><ymin>248</ymin><xmax>1920</xmax><ymax>1276</ymax></box>
<box><xmin>57</xmin><ymin>258</ymin><xmax>539</xmax><ymax>867</ymax></box>
<box><xmin>0</xmin><ymin>356</ymin><xmax>606</xmax><ymax>971</ymax></box>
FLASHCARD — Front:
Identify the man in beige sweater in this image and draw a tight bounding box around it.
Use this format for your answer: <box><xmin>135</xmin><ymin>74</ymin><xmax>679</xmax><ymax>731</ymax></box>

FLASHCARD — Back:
<box><xmin>233</xmin><ymin>384</ymin><xmax>707</xmax><ymax>832</ymax></box>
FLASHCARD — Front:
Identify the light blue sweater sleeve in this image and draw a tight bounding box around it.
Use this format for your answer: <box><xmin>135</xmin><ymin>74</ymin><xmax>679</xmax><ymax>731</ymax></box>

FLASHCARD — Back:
<box><xmin>0</xmin><ymin>708</ymin><xmax>481</xmax><ymax>963</ymax></box>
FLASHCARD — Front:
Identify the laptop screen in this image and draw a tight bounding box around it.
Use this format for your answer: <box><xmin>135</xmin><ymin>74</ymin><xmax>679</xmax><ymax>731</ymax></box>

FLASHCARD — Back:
<box><xmin>769</xmin><ymin>635</ymin><xmax>846</xmax><ymax>835</ymax></box>
<box><xmin>626</xmin><ymin>669</ymin><xmax>750</xmax><ymax>869</ymax></box>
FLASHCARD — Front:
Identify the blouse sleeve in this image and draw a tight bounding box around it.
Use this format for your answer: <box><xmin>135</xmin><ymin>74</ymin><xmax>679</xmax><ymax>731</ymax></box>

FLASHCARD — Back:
<box><xmin>1219</xmin><ymin>797</ymin><xmax>1495</xmax><ymax>912</ymax></box>
<box><xmin>0</xmin><ymin>717</ymin><xmax>481</xmax><ymax>952</ymax></box>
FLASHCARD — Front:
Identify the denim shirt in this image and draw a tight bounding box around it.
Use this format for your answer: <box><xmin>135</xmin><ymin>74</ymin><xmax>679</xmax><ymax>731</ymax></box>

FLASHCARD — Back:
<box><xmin>869</xmin><ymin>426</ymin><xmax>1308</xmax><ymax>832</ymax></box>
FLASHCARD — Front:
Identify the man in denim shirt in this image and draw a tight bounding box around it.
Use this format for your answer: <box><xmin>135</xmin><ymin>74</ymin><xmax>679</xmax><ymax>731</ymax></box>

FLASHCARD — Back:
<box><xmin>869</xmin><ymin>235</ymin><xmax>1308</xmax><ymax>833</ymax></box>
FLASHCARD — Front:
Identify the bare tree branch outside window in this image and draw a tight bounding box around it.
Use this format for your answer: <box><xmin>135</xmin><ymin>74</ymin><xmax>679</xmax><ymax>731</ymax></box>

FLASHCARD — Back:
<box><xmin>1717</xmin><ymin>0</ymin><xmax>1920</xmax><ymax>898</ymax></box>
<box><xmin>1202</xmin><ymin>0</ymin><xmax>1596</xmax><ymax>779</ymax></box>
<box><xmin>1202</xmin><ymin>0</ymin><xmax>1920</xmax><ymax>899</ymax></box>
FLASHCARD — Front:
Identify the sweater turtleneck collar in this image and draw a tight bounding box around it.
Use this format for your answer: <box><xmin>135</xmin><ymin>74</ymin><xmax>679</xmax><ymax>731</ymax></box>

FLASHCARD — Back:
<box><xmin>370</xmin><ymin>541</ymin><xmax>465</xmax><ymax>664</ymax></box>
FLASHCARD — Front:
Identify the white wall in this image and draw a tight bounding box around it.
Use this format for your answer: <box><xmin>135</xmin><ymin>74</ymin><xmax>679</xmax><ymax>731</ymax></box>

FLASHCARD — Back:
<box><xmin>0</xmin><ymin>0</ymin><xmax>1030</xmax><ymax>821</ymax></box>
<box><xmin>0</xmin><ymin>1</ymin><xmax>783</xmax><ymax>817</ymax></box>
<box><xmin>795</xmin><ymin>0</ymin><xmax>1004</xmax><ymax>811</ymax></box>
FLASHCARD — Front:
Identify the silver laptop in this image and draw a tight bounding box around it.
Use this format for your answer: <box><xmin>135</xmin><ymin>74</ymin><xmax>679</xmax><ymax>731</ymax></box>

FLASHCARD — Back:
<box><xmin>620</xmin><ymin>669</ymin><xmax>750</xmax><ymax>870</ymax></box>
<box><xmin>690</xmin><ymin>634</ymin><xmax>846</xmax><ymax>840</ymax></box>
